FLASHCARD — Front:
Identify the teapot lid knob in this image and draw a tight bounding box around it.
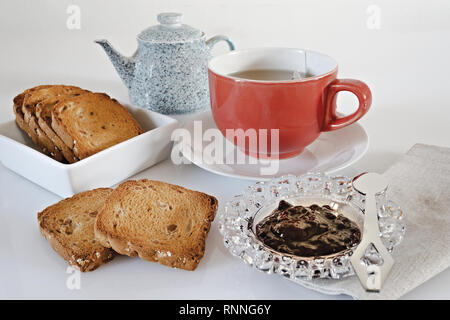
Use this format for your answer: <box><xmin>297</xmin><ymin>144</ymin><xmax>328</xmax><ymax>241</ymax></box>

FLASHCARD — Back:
<box><xmin>157</xmin><ymin>12</ymin><xmax>183</xmax><ymax>26</ymax></box>
<box><xmin>138</xmin><ymin>12</ymin><xmax>202</xmax><ymax>42</ymax></box>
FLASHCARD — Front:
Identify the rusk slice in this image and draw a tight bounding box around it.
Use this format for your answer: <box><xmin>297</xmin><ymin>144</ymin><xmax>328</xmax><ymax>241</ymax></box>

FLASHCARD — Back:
<box><xmin>51</xmin><ymin>92</ymin><xmax>144</xmax><ymax>159</ymax></box>
<box><xmin>14</xmin><ymin>102</ymin><xmax>41</xmax><ymax>147</ymax></box>
<box><xmin>37</xmin><ymin>98</ymin><xmax>80</xmax><ymax>163</ymax></box>
<box><xmin>13</xmin><ymin>85</ymin><xmax>52</xmax><ymax>111</ymax></box>
<box><xmin>13</xmin><ymin>85</ymin><xmax>54</xmax><ymax>156</ymax></box>
<box><xmin>95</xmin><ymin>179</ymin><xmax>218</xmax><ymax>271</ymax></box>
<box><xmin>23</xmin><ymin>85</ymin><xmax>86</xmax><ymax>162</ymax></box>
<box><xmin>38</xmin><ymin>188</ymin><xmax>115</xmax><ymax>272</ymax></box>
<box><xmin>35</xmin><ymin>89</ymin><xmax>89</xmax><ymax>163</ymax></box>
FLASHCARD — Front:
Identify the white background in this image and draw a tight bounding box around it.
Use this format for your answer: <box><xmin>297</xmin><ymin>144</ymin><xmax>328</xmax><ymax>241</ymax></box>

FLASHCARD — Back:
<box><xmin>1</xmin><ymin>0</ymin><xmax>450</xmax><ymax>299</ymax></box>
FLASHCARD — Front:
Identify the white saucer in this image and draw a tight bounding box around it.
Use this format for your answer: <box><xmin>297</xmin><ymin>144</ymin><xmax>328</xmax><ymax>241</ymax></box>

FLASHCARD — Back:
<box><xmin>179</xmin><ymin>111</ymin><xmax>368</xmax><ymax>180</ymax></box>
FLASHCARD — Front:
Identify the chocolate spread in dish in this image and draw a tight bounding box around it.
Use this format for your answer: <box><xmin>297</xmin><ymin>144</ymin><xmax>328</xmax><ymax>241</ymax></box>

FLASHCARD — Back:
<box><xmin>255</xmin><ymin>200</ymin><xmax>361</xmax><ymax>257</ymax></box>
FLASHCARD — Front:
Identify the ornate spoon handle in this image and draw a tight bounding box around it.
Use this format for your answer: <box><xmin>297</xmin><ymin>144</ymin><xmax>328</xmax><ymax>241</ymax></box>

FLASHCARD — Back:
<box><xmin>350</xmin><ymin>172</ymin><xmax>394</xmax><ymax>292</ymax></box>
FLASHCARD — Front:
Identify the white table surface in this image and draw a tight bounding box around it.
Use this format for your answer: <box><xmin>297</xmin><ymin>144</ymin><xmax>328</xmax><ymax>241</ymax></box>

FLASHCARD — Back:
<box><xmin>1</xmin><ymin>0</ymin><xmax>450</xmax><ymax>299</ymax></box>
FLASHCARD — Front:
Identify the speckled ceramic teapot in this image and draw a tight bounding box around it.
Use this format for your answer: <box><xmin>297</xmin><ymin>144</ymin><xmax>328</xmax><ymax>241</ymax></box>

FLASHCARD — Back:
<box><xmin>95</xmin><ymin>12</ymin><xmax>234</xmax><ymax>114</ymax></box>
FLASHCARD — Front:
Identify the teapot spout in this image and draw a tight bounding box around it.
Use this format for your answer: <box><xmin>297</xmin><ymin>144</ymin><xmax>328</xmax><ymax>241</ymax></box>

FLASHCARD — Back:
<box><xmin>95</xmin><ymin>39</ymin><xmax>135</xmax><ymax>89</ymax></box>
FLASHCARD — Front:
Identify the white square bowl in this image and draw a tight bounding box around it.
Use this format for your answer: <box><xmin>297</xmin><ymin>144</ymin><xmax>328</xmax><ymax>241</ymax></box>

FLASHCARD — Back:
<box><xmin>0</xmin><ymin>103</ymin><xmax>178</xmax><ymax>197</ymax></box>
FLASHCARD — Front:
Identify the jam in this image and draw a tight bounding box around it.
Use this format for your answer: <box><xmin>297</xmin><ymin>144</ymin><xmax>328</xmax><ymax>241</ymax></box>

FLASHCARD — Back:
<box><xmin>255</xmin><ymin>200</ymin><xmax>361</xmax><ymax>257</ymax></box>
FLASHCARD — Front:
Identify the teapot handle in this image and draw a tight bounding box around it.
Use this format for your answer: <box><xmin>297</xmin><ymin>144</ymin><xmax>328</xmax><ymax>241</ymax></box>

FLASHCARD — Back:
<box><xmin>206</xmin><ymin>35</ymin><xmax>235</xmax><ymax>52</ymax></box>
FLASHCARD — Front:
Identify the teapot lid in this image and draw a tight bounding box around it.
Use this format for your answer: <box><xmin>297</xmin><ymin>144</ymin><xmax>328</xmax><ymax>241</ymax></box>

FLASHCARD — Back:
<box><xmin>137</xmin><ymin>13</ymin><xmax>204</xmax><ymax>43</ymax></box>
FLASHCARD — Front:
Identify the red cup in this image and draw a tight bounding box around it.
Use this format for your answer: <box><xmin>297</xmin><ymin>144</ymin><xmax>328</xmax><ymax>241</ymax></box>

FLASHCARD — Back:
<box><xmin>208</xmin><ymin>48</ymin><xmax>372</xmax><ymax>159</ymax></box>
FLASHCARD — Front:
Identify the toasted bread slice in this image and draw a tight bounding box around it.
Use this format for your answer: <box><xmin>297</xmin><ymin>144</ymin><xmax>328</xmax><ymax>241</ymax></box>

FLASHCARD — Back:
<box><xmin>23</xmin><ymin>85</ymin><xmax>87</xmax><ymax>162</ymax></box>
<box><xmin>22</xmin><ymin>85</ymin><xmax>84</xmax><ymax>123</ymax></box>
<box><xmin>95</xmin><ymin>179</ymin><xmax>218</xmax><ymax>271</ymax></box>
<box><xmin>51</xmin><ymin>92</ymin><xmax>144</xmax><ymax>159</ymax></box>
<box><xmin>35</xmin><ymin>89</ymin><xmax>89</xmax><ymax>163</ymax></box>
<box><xmin>14</xmin><ymin>102</ymin><xmax>40</xmax><ymax>147</ymax></box>
<box><xmin>13</xmin><ymin>85</ymin><xmax>52</xmax><ymax>110</ymax></box>
<box><xmin>38</xmin><ymin>188</ymin><xmax>115</xmax><ymax>272</ymax></box>
<box><xmin>28</xmin><ymin>119</ymin><xmax>65</xmax><ymax>161</ymax></box>
<box><xmin>13</xmin><ymin>85</ymin><xmax>54</xmax><ymax>156</ymax></box>
<box><xmin>36</xmin><ymin>99</ymin><xmax>79</xmax><ymax>163</ymax></box>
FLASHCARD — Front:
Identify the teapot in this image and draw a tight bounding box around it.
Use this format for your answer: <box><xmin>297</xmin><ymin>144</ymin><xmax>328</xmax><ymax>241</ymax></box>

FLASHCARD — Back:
<box><xmin>95</xmin><ymin>12</ymin><xmax>234</xmax><ymax>114</ymax></box>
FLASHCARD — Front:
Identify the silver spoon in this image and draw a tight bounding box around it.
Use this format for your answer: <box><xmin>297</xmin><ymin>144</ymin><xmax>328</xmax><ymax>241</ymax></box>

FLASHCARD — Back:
<box><xmin>291</xmin><ymin>51</ymin><xmax>308</xmax><ymax>80</ymax></box>
<box><xmin>350</xmin><ymin>172</ymin><xmax>394</xmax><ymax>292</ymax></box>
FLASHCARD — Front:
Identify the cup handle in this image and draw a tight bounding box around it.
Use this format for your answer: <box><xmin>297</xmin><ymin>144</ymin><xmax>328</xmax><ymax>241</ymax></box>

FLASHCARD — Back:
<box><xmin>322</xmin><ymin>79</ymin><xmax>372</xmax><ymax>131</ymax></box>
<box><xmin>206</xmin><ymin>35</ymin><xmax>235</xmax><ymax>52</ymax></box>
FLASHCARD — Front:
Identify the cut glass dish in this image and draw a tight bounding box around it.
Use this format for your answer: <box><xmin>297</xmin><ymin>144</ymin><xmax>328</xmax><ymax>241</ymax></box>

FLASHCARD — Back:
<box><xmin>218</xmin><ymin>173</ymin><xmax>406</xmax><ymax>281</ymax></box>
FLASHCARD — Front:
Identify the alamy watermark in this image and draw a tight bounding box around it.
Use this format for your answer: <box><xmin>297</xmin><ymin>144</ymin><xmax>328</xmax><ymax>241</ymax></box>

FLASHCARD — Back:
<box><xmin>66</xmin><ymin>5</ymin><xmax>81</xmax><ymax>30</ymax></box>
<box><xmin>66</xmin><ymin>266</ymin><xmax>81</xmax><ymax>290</ymax></box>
<box><xmin>366</xmin><ymin>4</ymin><xmax>381</xmax><ymax>30</ymax></box>
<box><xmin>171</xmin><ymin>122</ymin><xmax>280</xmax><ymax>176</ymax></box>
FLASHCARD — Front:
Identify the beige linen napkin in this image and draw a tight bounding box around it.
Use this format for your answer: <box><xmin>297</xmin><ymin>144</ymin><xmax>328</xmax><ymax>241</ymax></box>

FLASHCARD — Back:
<box><xmin>298</xmin><ymin>143</ymin><xmax>450</xmax><ymax>299</ymax></box>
